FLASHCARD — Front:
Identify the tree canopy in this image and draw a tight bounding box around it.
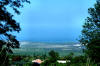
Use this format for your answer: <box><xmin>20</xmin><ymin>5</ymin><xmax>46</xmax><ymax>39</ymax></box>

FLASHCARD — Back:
<box><xmin>80</xmin><ymin>0</ymin><xmax>100</xmax><ymax>63</ymax></box>
<box><xmin>0</xmin><ymin>0</ymin><xmax>30</xmax><ymax>65</ymax></box>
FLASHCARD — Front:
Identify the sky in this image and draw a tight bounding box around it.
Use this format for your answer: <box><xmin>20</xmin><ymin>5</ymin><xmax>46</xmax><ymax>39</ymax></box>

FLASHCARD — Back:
<box><xmin>14</xmin><ymin>0</ymin><xmax>95</xmax><ymax>42</ymax></box>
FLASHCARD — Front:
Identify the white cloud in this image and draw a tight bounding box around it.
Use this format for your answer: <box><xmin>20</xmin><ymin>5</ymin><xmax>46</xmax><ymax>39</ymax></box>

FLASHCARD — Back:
<box><xmin>73</xmin><ymin>44</ymin><xmax>81</xmax><ymax>47</ymax></box>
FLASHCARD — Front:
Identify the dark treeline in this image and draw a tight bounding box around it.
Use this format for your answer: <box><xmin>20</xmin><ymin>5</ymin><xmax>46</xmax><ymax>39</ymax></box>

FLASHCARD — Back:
<box><xmin>8</xmin><ymin>50</ymin><xmax>98</xmax><ymax>66</ymax></box>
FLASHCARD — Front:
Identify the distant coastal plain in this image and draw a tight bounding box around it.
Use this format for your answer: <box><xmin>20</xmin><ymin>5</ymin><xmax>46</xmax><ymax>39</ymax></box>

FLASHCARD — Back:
<box><xmin>13</xmin><ymin>42</ymin><xmax>84</xmax><ymax>56</ymax></box>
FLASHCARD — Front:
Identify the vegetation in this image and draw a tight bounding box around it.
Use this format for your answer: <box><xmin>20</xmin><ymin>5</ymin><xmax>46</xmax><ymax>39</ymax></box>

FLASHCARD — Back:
<box><xmin>0</xmin><ymin>0</ymin><xmax>100</xmax><ymax>66</ymax></box>
<box><xmin>80</xmin><ymin>0</ymin><xmax>100</xmax><ymax>64</ymax></box>
<box><xmin>9</xmin><ymin>50</ymin><xmax>98</xmax><ymax>66</ymax></box>
<box><xmin>13</xmin><ymin>42</ymin><xmax>83</xmax><ymax>56</ymax></box>
<box><xmin>41</xmin><ymin>50</ymin><xmax>59</xmax><ymax>66</ymax></box>
<box><xmin>0</xmin><ymin>0</ymin><xmax>30</xmax><ymax>65</ymax></box>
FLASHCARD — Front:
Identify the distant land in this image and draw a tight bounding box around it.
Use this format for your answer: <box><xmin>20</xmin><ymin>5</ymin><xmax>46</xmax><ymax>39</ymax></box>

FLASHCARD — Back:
<box><xmin>13</xmin><ymin>41</ymin><xmax>84</xmax><ymax>56</ymax></box>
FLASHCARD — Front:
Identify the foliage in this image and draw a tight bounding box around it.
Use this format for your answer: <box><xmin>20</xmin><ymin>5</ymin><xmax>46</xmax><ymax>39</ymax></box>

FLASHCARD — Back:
<box><xmin>0</xmin><ymin>0</ymin><xmax>30</xmax><ymax>65</ymax></box>
<box><xmin>42</xmin><ymin>50</ymin><xmax>59</xmax><ymax>66</ymax></box>
<box><xmin>49</xmin><ymin>50</ymin><xmax>59</xmax><ymax>63</ymax></box>
<box><xmin>9</xmin><ymin>51</ymin><xmax>100</xmax><ymax>66</ymax></box>
<box><xmin>72</xmin><ymin>56</ymin><xmax>86</xmax><ymax>63</ymax></box>
<box><xmin>65</xmin><ymin>52</ymin><xmax>74</xmax><ymax>60</ymax></box>
<box><xmin>80</xmin><ymin>0</ymin><xmax>100</xmax><ymax>63</ymax></box>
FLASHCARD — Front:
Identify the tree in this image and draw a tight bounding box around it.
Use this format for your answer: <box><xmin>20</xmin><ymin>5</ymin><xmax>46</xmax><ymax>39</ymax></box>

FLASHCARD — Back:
<box><xmin>0</xmin><ymin>0</ymin><xmax>30</xmax><ymax>65</ymax></box>
<box><xmin>49</xmin><ymin>50</ymin><xmax>59</xmax><ymax>63</ymax></box>
<box><xmin>66</xmin><ymin>52</ymin><xmax>74</xmax><ymax>60</ymax></box>
<box><xmin>80</xmin><ymin>0</ymin><xmax>100</xmax><ymax>63</ymax></box>
<box><xmin>42</xmin><ymin>50</ymin><xmax>59</xmax><ymax>66</ymax></box>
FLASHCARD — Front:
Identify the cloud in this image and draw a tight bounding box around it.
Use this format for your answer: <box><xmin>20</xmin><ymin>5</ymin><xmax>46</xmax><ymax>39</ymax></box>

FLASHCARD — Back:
<box><xmin>73</xmin><ymin>44</ymin><xmax>81</xmax><ymax>47</ymax></box>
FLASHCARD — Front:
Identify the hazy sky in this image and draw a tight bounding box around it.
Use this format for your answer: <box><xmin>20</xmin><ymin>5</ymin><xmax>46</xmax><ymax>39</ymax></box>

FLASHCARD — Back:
<box><xmin>14</xmin><ymin>0</ymin><xmax>95</xmax><ymax>42</ymax></box>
